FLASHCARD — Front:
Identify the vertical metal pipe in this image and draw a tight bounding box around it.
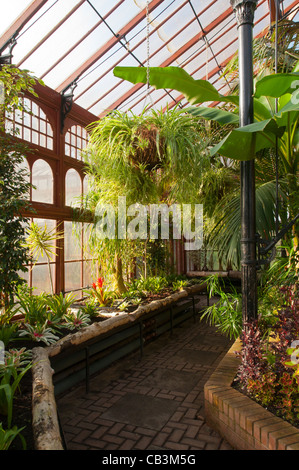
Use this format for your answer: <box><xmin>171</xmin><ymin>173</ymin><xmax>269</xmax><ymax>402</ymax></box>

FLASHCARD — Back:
<box><xmin>230</xmin><ymin>0</ymin><xmax>258</xmax><ymax>323</ymax></box>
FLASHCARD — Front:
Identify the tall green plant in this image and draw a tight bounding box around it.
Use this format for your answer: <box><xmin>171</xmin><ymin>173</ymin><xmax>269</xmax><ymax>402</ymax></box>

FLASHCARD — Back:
<box><xmin>0</xmin><ymin>65</ymin><xmax>43</xmax><ymax>308</ymax></box>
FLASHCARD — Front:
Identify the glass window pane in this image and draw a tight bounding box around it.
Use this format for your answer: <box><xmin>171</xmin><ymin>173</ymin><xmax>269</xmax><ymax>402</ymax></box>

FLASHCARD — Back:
<box><xmin>31</xmin><ymin>263</ymin><xmax>55</xmax><ymax>295</ymax></box>
<box><xmin>32</xmin><ymin>159</ymin><xmax>54</xmax><ymax>203</ymax></box>
<box><xmin>65</xmin><ymin>168</ymin><xmax>81</xmax><ymax>206</ymax></box>
<box><xmin>65</xmin><ymin>261</ymin><xmax>82</xmax><ymax>293</ymax></box>
<box><xmin>64</xmin><ymin>221</ymin><xmax>82</xmax><ymax>261</ymax></box>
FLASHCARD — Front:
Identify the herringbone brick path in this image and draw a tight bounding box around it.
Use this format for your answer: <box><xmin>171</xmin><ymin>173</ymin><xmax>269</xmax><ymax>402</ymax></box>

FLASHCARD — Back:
<box><xmin>57</xmin><ymin>299</ymin><xmax>234</xmax><ymax>451</ymax></box>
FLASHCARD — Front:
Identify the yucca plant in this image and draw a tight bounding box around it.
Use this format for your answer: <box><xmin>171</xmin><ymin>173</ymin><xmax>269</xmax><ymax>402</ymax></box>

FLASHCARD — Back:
<box><xmin>25</xmin><ymin>222</ymin><xmax>64</xmax><ymax>295</ymax></box>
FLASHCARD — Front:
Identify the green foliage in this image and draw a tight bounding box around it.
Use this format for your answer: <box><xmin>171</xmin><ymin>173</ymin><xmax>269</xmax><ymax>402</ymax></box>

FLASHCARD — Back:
<box><xmin>63</xmin><ymin>310</ymin><xmax>91</xmax><ymax>331</ymax></box>
<box><xmin>0</xmin><ymin>136</ymin><xmax>32</xmax><ymax>308</ymax></box>
<box><xmin>0</xmin><ymin>422</ymin><xmax>26</xmax><ymax>450</ymax></box>
<box><xmin>0</xmin><ymin>65</ymin><xmax>43</xmax><ymax>308</ymax></box>
<box><xmin>82</xmin><ymin>105</ymin><xmax>210</xmax><ymax>291</ymax></box>
<box><xmin>200</xmin><ymin>275</ymin><xmax>242</xmax><ymax>340</ymax></box>
<box><xmin>15</xmin><ymin>287</ymin><xmax>48</xmax><ymax>326</ymax></box>
<box><xmin>45</xmin><ymin>292</ymin><xmax>76</xmax><ymax>319</ymax></box>
<box><xmin>172</xmin><ymin>279</ymin><xmax>189</xmax><ymax>291</ymax></box>
<box><xmin>25</xmin><ymin>222</ymin><xmax>64</xmax><ymax>295</ymax></box>
<box><xmin>0</xmin><ymin>324</ymin><xmax>19</xmax><ymax>348</ymax></box>
<box><xmin>0</xmin><ymin>348</ymin><xmax>32</xmax><ymax>427</ymax></box>
<box><xmin>84</xmin><ymin>277</ymin><xmax>116</xmax><ymax>307</ymax></box>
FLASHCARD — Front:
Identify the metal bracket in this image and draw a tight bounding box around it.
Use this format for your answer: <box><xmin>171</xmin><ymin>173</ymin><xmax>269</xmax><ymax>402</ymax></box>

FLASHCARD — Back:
<box><xmin>256</xmin><ymin>233</ymin><xmax>276</xmax><ymax>268</ymax></box>
<box><xmin>60</xmin><ymin>81</ymin><xmax>78</xmax><ymax>133</ymax></box>
<box><xmin>256</xmin><ymin>212</ymin><xmax>299</xmax><ymax>269</ymax></box>
<box><xmin>0</xmin><ymin>36</ymin><xmax>17</xmax><ymax>66</ymax></box>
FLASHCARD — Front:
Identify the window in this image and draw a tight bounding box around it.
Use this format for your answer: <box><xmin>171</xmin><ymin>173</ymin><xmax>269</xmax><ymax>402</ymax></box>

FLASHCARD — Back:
<box><xmin>65</xmin><ymin>124</ymin><xmax>89</xmax><ymax>160</ymax></box>
<box><xmin>24</xmin><ymin>218</ymin><xmax>56</xmax><ymax>295</ymax></box>
<box><xmin>6</xmin><ymin>98</ymin><xmax>54</xmax><ymax>150</ymax></box>
<box><xmin>32</xmin><ymin>159</ymin><xmax>54</xmax><ymax>204</ymax></box>
<box><xmin>65</xmin><ymin>168</ymin><xmax>82</xmax><ymax>207</ymax></box>
<box><xmin>64</xmin><ymin>222</ymin><xmax>94</xmax><ymax>299</ymax></box>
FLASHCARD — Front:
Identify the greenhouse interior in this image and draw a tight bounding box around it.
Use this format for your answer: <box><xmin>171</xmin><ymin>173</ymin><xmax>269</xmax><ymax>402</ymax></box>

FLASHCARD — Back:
<box><xmin>0</xmin><ymin>0</ymin><xmax>298</xmax><ymax>453</ymax></box>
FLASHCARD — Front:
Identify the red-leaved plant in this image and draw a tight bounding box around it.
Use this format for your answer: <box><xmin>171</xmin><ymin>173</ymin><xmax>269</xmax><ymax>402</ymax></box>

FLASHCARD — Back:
<box><xmin>236</xmin><ymin>284</ymin><xmax>299</xmax><ymax>425</ymax></box>
<box><xmin>89</xmin><ymin>277</ymin><xmax>115</xmax><ymax>306</ymax></box>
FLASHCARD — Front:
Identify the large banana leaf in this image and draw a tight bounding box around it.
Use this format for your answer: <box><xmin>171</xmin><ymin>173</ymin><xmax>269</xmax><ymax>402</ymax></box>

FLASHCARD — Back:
<box><xmin>210</xmin><ymin>117</ymin><xmax>286</xmax><ymax>160</ymax></box>
<box><xmin>113</xmin><ymin>66</ymin><xmax>239</xmax><ymax>106</ymax></box>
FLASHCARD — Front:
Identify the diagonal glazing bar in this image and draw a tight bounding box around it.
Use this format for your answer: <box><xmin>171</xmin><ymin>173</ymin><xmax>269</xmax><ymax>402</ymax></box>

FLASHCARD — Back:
<box><xmin>55</xmin><ymin>0</ymin><xmax>166</xmax><ymax>94</ymax></box>
<box><xmin>85</xmin><ymin>3</ymin><xmax>204</xmax><ymax>111</ymax></box>
<box><xmin>74</xmin><ymin>0</ymin><xmax>190</xmax><ymax>102</ymax></box>
<box><xmin>0</xmin><ymin>0</ymin><xmax>48</xmax><ymax>52</ymax></box>
<box><xmin>40</xmin><ymin>0</ymin><xmax>124</xmax><ymax>80</ymax></box>
<box><xmin>98</xmin><ymin>5</ymin><xmax>233</xmax><ymax>117</ymax></box>
<box><xmin>17</xmin><ymin>0</ymin><xmax>87</xmax><ymax>67</ymax></box>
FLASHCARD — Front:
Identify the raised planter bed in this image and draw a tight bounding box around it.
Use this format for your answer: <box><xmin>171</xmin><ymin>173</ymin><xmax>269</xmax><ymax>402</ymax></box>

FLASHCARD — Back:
<box><xmin>204</xmin><ymin>340</ymin><xmax>299</xmax><ymax>451</ymax></box>
<box><xmin>31</xmin><ymin>283</ymin><xmax>207</xmax><ymax>450</ymax></box>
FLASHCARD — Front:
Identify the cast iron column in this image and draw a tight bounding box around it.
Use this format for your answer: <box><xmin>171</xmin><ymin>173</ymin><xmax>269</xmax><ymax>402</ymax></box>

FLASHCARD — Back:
<box><xmin>230</xmin><ymin>0</ymin><xmax>258</xmax><ymax>323</ymax></box>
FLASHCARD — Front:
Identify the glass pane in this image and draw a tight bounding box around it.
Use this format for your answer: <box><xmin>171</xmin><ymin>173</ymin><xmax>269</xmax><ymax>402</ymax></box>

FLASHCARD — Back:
<box><xmin>64</xmin><ymin>221</ymin><xmax>82</xmax><ymax>261</ymax></box>
<box><xmin>32</xmin><ymin>159</ymin><xmax>54</xmax><ymax>203</ymax></box>
<box><xmin>31</xmin><ymin>263</ymin><xmax>55</xmax><ymax>295</ymax></box>
<box><xmin>83</xmin><ymin>260</ymin><xmax>92</xmax><ymax>288</ymax></box>
<box><xmin>16</xmin><ymin>157</ymin><xmax>30</xmax><ymax>200</ymax></box>
<box><xmin>65</xmin><ymin>261</ymin><xmax>82</xmax><ymax>293</ymax></box>
<box><xmin>65</xmin><ymin>168</ymin><xmax>82</xmax><ymax>206</ymax></box>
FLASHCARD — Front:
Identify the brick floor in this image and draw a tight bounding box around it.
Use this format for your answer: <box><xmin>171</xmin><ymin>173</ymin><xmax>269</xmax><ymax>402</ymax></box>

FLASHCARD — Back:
<box><xmin>57</xmin><ymin>299</ymin><xmax>235</xmax><ymax>451</ymax></box>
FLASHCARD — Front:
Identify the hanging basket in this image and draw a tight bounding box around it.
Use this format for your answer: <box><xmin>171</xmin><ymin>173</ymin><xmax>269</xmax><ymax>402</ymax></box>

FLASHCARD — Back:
<box><xmin>129</xmin><ymin>123</ymin><xmax>165</xmax><ymax>171</ymax></box>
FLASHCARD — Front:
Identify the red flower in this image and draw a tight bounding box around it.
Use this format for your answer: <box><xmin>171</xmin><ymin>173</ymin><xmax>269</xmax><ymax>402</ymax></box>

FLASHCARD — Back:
<box><xmin>97</xmin><ymin>277</ymin><xmax>104</xmax><ymax>289</ymax></box>
<box><xmin>92</xmin><ymin>282</ymin><xmax>96</xmax><ymax>289</ymax></box>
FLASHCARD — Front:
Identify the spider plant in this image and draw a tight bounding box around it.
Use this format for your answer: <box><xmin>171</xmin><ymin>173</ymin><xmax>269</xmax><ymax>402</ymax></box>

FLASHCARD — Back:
<box><xmin>82</xmin><ymin>106</ymin><xmax>210</xmax><ymax>294</ymax></box>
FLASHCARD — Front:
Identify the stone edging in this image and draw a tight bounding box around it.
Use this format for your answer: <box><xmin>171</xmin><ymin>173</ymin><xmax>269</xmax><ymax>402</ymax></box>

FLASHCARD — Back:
<box><xmin>204</xmin><ymin>339</ymin><xmax>299</xmax><ymax>450</ymax></box>
<box><xmin>31</xmin><ymin>283</ymin><xmax>207</xmax><ymax>450</ymax></box>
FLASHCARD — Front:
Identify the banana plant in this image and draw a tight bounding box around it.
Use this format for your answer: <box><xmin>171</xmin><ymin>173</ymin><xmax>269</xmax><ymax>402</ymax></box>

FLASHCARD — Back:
<box><xmin>113</xmin><ymin>63</ymin><xmax>298</xmax><ymax>163</ymax></box>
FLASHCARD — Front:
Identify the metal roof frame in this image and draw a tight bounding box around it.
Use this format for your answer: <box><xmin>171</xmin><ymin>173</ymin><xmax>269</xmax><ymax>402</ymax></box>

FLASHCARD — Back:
<box><xmin>0</xmin><ymin>0</ymin><xmax>298</xmax><ymax>117</ymax></box>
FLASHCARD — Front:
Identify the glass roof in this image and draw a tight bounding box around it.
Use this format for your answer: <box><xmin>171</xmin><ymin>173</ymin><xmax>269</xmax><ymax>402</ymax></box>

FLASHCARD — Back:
<box><xmin>1</xmin><ymin>0</ymin><xmax>298</xmax><ymax>118</ymax></box>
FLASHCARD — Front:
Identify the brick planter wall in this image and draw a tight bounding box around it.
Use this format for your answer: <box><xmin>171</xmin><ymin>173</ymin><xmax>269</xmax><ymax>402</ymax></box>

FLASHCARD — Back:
<box><xmin>204</xmin><ymin>340</ymin><xmax>299</xmax><ymax>450</ymax></box>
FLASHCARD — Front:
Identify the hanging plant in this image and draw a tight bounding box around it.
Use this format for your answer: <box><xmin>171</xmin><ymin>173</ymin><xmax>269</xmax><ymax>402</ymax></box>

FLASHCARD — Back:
<box><xmin>84</xmin><ymin>105</ymin><xmax>209</xmax><ymax>206</ymax></box>
<box><xmin>82</xmin><ymin>105</ymin><xmax>210</xmax><ymax>294</ymax></box>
